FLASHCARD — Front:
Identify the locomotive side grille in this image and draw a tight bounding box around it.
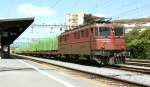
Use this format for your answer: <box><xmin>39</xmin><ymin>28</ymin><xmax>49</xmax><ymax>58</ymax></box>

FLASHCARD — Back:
<box><xmin>114</xmin><ymin>39</ymin><xmax>126</xmax><ymax>50</ymax></box>
<box><xmin>94</xmin><ymin>38</ymin><xmax>126</xmax><ymax>51</ymax></box>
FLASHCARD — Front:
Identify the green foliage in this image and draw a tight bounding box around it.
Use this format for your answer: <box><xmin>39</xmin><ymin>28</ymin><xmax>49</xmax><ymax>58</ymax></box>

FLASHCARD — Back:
<box><xmin>126</xmin><ymin>27</ymin><xmax>140</xmax><ymax>43</ymax></box>
<box><xmin>126</xmin><ymin>27</ymin><xmax>150</xmax><ymax>59</ymax></box>
<box><xmin>83</xmin><ymin>14</ymin><xmax>111</xmax><ymax>25</ymax></box>
<box><xmin>84</xmin><ymin>14</ymin><xmax>96</xmax><ymax>25</ymax></box>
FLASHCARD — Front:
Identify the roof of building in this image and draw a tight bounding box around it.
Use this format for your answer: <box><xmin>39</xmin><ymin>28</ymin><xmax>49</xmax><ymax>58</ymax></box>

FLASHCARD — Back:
<box><xmin>113</xmin><ymin>17</ymin><xmax>150</xmax><ymax>24</ymax></box>
<box><xmin>0</xmin><ymin>17</ymin><xmax>34</xmax><ymax>46</ymax></box>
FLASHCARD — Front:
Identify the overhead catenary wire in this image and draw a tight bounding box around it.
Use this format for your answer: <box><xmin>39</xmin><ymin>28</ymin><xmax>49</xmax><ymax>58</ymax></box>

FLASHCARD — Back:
<box><xmin>100</xmin><ymin>0</ymin><xmax>113</xmax><ymax>8</ymax></box>
<box><xmin>90</xmin><ymin>0</ymin><xmax>113</xmax><ymax>13</ymax></box>
<box><xmin>30</xmin><ymin>23</ymin><xmax>68</xmax><ymax>33</ymax></box>
<box><xmin>113</xmin><ymin>0</ymin><xmax>137</xmax><ymax>12</ymax></box>
<box><xmin>51</xmin><ymin>0</ymin><xmax>62</xmax><ymax>9</ymax></box>
<box><xmin>113</xmin><ymin>2</ymin><xmax>150</xmax><ymax>18</ymax></box>
<box><xmin>72</xmin><ymin>0</ymin><xmax>79</xmax><ymax>12</ymax></box>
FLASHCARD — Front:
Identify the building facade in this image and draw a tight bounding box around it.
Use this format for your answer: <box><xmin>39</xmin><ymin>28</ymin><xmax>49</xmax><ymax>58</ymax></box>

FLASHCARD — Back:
<box><xmin>68</xmin><ymin>13</ymin><xmax>85</xmax><ymax>29</ymax></box>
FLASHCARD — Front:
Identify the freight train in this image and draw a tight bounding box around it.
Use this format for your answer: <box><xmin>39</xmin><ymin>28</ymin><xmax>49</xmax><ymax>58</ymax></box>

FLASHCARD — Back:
<box><xmin>16</xmin><ymin>23</ymin><xmax>127</xmax><ymax>65</ymax></box>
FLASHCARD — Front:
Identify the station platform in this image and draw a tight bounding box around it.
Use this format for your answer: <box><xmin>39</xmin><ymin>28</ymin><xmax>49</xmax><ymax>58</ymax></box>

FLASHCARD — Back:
<box><xmin>0</xmin><ymin>58</ymin><xmax>101</xmax><ymax>87</ymax></box>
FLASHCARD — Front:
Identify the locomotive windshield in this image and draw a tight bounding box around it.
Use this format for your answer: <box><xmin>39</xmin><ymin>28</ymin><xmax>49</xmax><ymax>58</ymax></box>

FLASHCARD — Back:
<box><xmin>99</xmin><ymin>27</ymin><xmax>110</xmax><ymax>36</ymax></box>
<box><xmin>95</xmin><ymin>27</ymin><xmax>110</xmax><ymax>36</ymax></box>
<box><xmin>114</xmin><ymin>27</ymin><xmax>123</xmax><ymax>36</ymax></box>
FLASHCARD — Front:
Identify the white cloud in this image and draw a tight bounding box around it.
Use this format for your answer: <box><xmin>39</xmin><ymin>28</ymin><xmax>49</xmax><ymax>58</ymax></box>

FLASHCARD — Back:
<box><xmin>17</xmin><ymin>3</ymin><xmax>56</xmax><ymax>17</ymax></box>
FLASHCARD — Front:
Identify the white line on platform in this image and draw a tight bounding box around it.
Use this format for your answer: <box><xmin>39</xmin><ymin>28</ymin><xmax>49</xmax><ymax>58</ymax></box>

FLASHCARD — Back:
<box><xmin>18</xmin><ymin>59</ymin><xmax>75</xmax><ymax>87</ymax></box>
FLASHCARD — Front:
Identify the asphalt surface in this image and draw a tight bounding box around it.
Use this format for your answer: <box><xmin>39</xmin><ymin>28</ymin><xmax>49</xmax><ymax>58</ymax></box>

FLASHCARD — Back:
<box><xmin>0</xmin><ymin>58</ymin><xmax>101</xmax><ymax>87</ymax></box>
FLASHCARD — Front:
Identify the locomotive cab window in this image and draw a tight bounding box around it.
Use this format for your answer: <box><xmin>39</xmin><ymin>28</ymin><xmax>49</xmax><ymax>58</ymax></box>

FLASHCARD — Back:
<box><xmin>99</xmin><ymin>27</ymin><xmax>110</xmax><ymax>36</ymax></box>
<box><xmin>114</xmin><ymin>27</ymin><xmax>123</xmax><ymax>36</ymax></box>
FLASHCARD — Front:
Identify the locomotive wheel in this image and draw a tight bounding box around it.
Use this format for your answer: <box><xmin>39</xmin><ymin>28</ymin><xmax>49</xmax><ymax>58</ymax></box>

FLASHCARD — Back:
<box><xmin>91</xmin><ymin>55</ymin><xmax>104</xmax><ymax>65</ymax></box>
<box><xmin>102</xmin><ymin>57</ymin><xmax>110</xmax><ymax>65</ymax></box>
<box><xmin>114</xmin><ymin>56</ymin><xmax>125</xmax><ymax>64</ymax></box>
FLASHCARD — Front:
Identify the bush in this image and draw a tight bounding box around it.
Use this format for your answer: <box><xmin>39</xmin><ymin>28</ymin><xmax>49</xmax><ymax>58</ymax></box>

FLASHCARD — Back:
<box><xmin>126</xmin><ymin>27</ymin><xmax>150</xmax><ymax>59</ymax></box>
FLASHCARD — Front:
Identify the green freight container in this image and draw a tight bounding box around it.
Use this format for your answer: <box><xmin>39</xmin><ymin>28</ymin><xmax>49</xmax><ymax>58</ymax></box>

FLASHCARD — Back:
<box><xmin>15</xmin><ymin>36</ymin><xmax>58</xmax><ymax>53</ymax></box>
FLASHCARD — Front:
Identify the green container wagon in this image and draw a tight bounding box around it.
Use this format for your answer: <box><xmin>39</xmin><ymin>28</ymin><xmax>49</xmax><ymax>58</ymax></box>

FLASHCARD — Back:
<box><xmin>15</xmin><ymin>36</ymin><xmax>58</xmax><ymax>53</ymax></box>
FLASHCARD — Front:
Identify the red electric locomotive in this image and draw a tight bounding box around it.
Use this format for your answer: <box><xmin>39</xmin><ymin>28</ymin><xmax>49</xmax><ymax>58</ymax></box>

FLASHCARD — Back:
<box><xmin>59</xmin><ymin>23</ymin><xmax>126</xmax><ymax>65</ymax></box>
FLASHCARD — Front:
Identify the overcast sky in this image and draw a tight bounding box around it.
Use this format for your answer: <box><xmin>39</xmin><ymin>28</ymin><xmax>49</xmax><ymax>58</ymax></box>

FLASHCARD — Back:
<box><xmin>1</xmin><ymin>0</ymin><xmax>150</xmax><ymax>39</ymax></box>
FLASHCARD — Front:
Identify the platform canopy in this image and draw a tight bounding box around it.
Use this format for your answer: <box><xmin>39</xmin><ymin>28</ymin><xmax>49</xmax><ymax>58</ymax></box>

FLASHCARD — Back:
<box><xmin>0</xmin><ymin>17</ymin><xmax>34</xmax><ymax>46</ymax></box>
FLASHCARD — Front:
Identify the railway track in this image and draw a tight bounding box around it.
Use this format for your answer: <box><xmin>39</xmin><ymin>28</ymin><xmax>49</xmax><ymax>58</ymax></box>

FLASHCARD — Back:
<box><xmin>113</xmin><ymin>58</ymin><xmax>150</xmax><ymax>74</ymax></box>
<box><xmin>126</xmin><ymin>58</ymin><xmax>150</xmax><ymax>67</ymax></box>
<box><xmin>11</xmin><ymin>54</ymin><xmax>150</xmax><ymax>87</ymax></box>
<box><xmin>109</xmin><ymin>64</ymin><xmax>150</xmax><ymax>74</ymax></box>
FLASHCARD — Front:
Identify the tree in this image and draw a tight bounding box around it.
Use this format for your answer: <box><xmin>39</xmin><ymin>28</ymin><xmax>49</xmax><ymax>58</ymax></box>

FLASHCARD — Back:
<box><xmin>128</xmin><ymin>39</ymin><xmax>149</xmax><ymax>58</ymax></box>
<box><xmin>84</xmin><ymin>14</ymin><xmax>96</xmax><ymax>25</ymax></box>
<box><xmin>139</xmin><ymin>28</ymin><xmax>150</xmax><ymax>58</ymax></box>
<box><xmin>125</xmin><ymin>26</ymin><xmax>140</xmax><ymax>43</ymax></box>
<box><xmin>126</xmin><ymin>26</ymin><xmax>150</xmax><ymax>59</ymax></box>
